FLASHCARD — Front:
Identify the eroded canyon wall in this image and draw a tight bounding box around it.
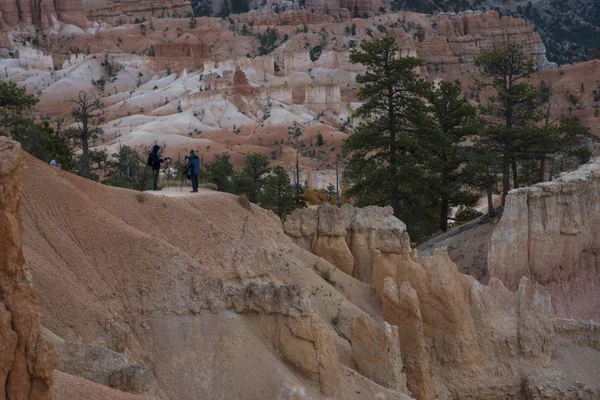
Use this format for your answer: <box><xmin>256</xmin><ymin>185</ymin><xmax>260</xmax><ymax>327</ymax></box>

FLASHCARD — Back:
<box><xmin>290</xmin><ymin>203</ymin><xmax>600</xmax><ymax>399</ymax></box>
<box><xmin>0</xmin><ymin>138</ymin><xmax>56</xmax><ymax>399</ymax></box>
<box><xmin>284</xmin><ymin>205</ymin><xmax>410</xmax><ymax>288</ymax></box>
<box><xmin>417</xmin><ymin>11</ymin><xmax>555</xmax><ymax>74</ymax></box>
<box><xmin>488</xmin><ymin>157</ymin><xmax>600</xmax><ymax>322</ymax></box>
<box><xmin>0</xmin><ymin>0</ymin><xmax>88</xmax><ymax>48</ymax></box>
<box><xmin>85</xmin><ymin>0</ymin><xmax>192</xmax><ymax>24</ymax></box>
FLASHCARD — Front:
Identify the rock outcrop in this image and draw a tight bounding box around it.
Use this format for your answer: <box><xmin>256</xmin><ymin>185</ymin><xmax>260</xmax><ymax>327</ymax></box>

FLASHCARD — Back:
<box><xmin>0</xmin><ymin>138</ymin><xmax>56</xmax><ymax>399</ymax></box>
<box><xmin>396</xmin><ymin>281</ymin><xmax>435</xmax><ymax>400</ymax></box>
<box><xmin>351</xmin><ymin>313</ymin><xmax>407</xmax><ymax>392</ymax></box>
<box><xmin>488</xmin><ymin>157</ymin><xmax>600</xmax><ymax>321</ymax></box>
<box><xmin>287</xmin><ymin>203</ymin><xmax>600</xmax><ymax>398</ymax></box>
<box><xmin>304</xmin><ymin>84</ymin><xmax>341</xmax><ymax>114</ymax></box>
<box><xmin>284</xmin><ymin>205</ymin><xmax>410</xmax><ymax>288</ymax></box>
<box><xmin>394</xmin><ymin>248</ymin><xmax>559</xmax><ymax>398</ymax></box>
<box><xmin>42</xmin><ymin>328</ymin><xmax>152</xmax><ymax>394</ymax></box>
<box><xmin>258</xmin><ymin>311</ymin><xmax>338</xmax><ymax>397</ymax></box>
<box><xmin>0</xmin><ymin>0</ymin><xmax>88</xmax><ymax>48</ymax></box>
<box><xmin>233</xmin><ymin>9</ymin><xmax>340</xmax><ymax>26</ymax></box>
<box><xmin>85</xmin><ymin>0</ymin><xmax>192</xmax><ymax>24</ymax></box>
<box><xmin>418</xmin><ymin>11</ymin><xmax>555</xmax><ymax>74</ymax></box>
<box><xmin>306</xmin><ymin>0</ymin><xmax>383</xmax><ymax>17</ymax></box>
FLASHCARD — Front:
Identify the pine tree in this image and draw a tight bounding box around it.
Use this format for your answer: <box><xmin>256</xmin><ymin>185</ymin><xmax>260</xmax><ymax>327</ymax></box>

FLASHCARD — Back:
<box><xmin>344</xmin><ymin>36</ymin><xmax>431</xmax><ymax>239</ymax></box>
<box><xmin>10</xmin><ymin>120</ymin><xmax>73</xmax><ymax>170</ymax></box>
<box><xmin>103</xmin><ymin>144</ymin><xmax>152</xmax><ymax>191</ymax></box>
<box><xmin>235</xmin><ymin>153</ymin><xmax>271</xmax><ymax>203</ymax></box>
<box><xmin>205</xmin><ymin>153</ymin><xmax>235</xmax><ymax>192</ymax></box>
<box><xmin>474</xmin><ymin>44</ymin><xmax>540</xmax><ymax>205</ymax></box>
<box><xmin>1</xmin><ymin>81</ymin><xmax>73</xmax><ymax>170</ymax></box>
<box><xmin>421</xmin><ymin>80</ymin><xmax>479</xmax><ymax>232</ymax></box>
<box><xmin>325</xmin><ymin>183</ymin><xmax>337</xmax><ymax>204</ymax></box>
<box><xmin>0</xmin><ymin>81</ymin><xmax>37</xmax><ymax>117</ymax></box>
<box><xmin>316</xmin><ymin>133</ymin><xmax>324</xmax><ymax>146</ymax></box>
<box><xmin>464</xmin><ymin>140</ymin><xmax>502</xmax><ymax>218</ymax></box>
<box><xmin>260</xmin><ymin>166</ymin><xmax>298</xmax><ymax>218</ymax></box>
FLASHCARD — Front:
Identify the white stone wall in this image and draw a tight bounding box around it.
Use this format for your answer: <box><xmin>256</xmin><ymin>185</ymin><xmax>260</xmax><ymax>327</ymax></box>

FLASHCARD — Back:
<box><xmin>18</xmin><ymin>46</ymin><xmax>53</xmax><ymax>70</ymax></box>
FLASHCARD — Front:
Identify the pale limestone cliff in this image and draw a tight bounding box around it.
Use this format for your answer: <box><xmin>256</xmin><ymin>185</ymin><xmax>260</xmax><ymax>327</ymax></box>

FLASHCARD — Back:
<box><xmin>304</xmin><ymin>84</ymin><xmax>341</xmax><ymax>114</ymax></box>
<box><xmin>284</xmin><ymin>204</ymin><xmax>409</xmax><ymax>288</ymax></box>
<box><xmin>289</xmin><ymin>203</ymin><xmax>600</xmax><ymax>398</ymax></box>
<box><xmin>488</xmin><ymin>157</ymin><xmax>600</xmax><ymax>322</ymax></box>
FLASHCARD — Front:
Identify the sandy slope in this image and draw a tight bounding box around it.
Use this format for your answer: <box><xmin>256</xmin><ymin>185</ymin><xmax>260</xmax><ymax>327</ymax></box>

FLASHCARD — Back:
<box><xmin>19</xmin><ymin>154</ymin><xmax>405</xmax><ymax>399</ymax></box>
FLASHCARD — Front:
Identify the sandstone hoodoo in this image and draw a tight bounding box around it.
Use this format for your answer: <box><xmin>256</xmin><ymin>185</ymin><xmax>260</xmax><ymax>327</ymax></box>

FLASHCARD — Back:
<box><xmin>489</xmin><ymin>157</ymin><xmax>600</xmax><ymax>322</ymax></box>
<box><xmin>1</xmin><ymin>1</ymin><xmax>600</xmax><ymax>398</ymax></box>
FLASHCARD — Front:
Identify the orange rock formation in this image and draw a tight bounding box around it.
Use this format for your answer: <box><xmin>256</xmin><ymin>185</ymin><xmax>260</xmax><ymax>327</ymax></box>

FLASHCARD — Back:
<box><xmin>0</xmin><ymin>138</ymin><xmax>56</xmax><ymax>399</ymax></box>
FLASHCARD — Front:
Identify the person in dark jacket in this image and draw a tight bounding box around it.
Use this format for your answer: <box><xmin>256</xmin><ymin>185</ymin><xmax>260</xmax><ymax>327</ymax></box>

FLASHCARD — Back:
<box><xmin>185</xmin><ymin>150</ymin><xmax>201</xmax><ymax>193</ymax></box>
<box><xmin>148</xmin><ymin>144</ymin><xmax>167</xmax><ymax>191</ymax></box>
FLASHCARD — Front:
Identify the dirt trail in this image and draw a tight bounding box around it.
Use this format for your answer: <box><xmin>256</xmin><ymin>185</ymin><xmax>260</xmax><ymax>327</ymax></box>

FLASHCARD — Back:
<box><xmin>145</xmin><ymin>187</ymin><xmax>221</xmax><ymax>197</ymax></box>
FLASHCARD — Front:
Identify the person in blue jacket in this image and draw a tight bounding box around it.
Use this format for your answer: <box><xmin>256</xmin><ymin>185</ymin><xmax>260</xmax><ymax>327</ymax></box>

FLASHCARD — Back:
<box><xmin>185</xmin><ymin>150</ymin><xmax>201</xmax><ymax>193</ymax></box>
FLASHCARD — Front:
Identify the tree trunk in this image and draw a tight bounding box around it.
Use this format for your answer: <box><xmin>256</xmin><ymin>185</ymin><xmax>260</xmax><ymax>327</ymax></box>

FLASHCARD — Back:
<box><xmin>439</xmin><ymin>198</ymin><xmax>448</xmax><ymax>232</ymax></box>
<box><xmin>486</xmin><ymin>179</ymin><xmax>495</xmax><ymax>217</ymax></box>
<box><xmin>81</xmin><ymin>134</ymin><xmax>90</xmax><ymax>178</ymax></box>
<box><xmin>512</xmin><ymin>159</ymin><xmax>518</xmax><ymax>189</ymax></box>
<box><xmin>439</xmin><ymin>167</ymin><xmax>448</xmax><ymax>232</ymax></box>
<box><xmin>387</xmin><ymin>82</ymin><xmax>399</xmax><ymax>217</ymax></box>
<box><xmin>501</xmin><ymin>152</ymin><xmax>510</xmax><ymax>206</ymax></box>
<box><xmin>539</xmin><ymin>158</ymin><xmax>546</xmax><ymax>182</ymax></box>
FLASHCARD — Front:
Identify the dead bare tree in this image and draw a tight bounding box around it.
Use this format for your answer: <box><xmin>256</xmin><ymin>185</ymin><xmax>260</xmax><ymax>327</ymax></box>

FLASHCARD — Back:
<box><xmin>64</xmin><ymin>91</ymin><xmax>105</xmax><ymax>178</ymax></box>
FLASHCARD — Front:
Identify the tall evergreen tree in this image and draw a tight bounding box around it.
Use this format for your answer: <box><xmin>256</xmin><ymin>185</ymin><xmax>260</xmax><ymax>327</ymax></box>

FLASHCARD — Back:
<box><xmin>474</xmin><ymin>44</ymin><xmax>540</xmax><ymax>205</ymax></box>
<box><xmin>421</xmin><ymin>80</ymin><xmax>479</xmax><ymax>232</ymax></box>
<box><xmin>343</xmin><ymin>36</ymin><xmax>432</xmax><ymax>240</ymax></box>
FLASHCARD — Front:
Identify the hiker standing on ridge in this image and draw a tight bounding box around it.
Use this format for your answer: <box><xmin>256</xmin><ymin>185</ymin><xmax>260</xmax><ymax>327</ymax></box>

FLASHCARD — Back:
<box><xmin>148</xmin><ymin>144</ymin><xmax>167</xmax><ymax>191</ymax></box>
<box><xmin>185</xmin><ymin>150</ymin><xmax>201</xmax><ymax>193</ymax></box>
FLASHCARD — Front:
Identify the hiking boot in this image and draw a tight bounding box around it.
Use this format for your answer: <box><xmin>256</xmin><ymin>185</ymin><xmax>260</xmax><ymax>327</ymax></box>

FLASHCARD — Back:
<box><xmin>191</xmin><ymin>190</ymin><xmax>198</xmax><ymax>193</ymax></box>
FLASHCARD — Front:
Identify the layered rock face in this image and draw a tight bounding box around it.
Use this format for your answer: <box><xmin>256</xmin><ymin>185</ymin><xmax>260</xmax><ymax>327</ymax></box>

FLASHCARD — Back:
<box><xmin>0</xmin><ymin>138</ymin><xmax>56</xmax><ymax>399</ymax></box>
<box><xmin>306</xmin><ymin>0</ymin><xmax>383</xmax><ymax>16</ymax></box>
<box><xmin>284</xmin><ymin>205</ymin><xmax>410</xmax><ymax>288</ymax></box>
<box><xmin>0</xmin><ymin>0</ymin><xmax>87</xmax><ymax>28</ymax></box>
<box><xmin>393</xmin><ymin>249</ymin><xmax>556</xmax><ymax>398</ymax></box>
<box><xmin>489</xmin><ymin>157</ymin><xmax>600</xmax><ymax>321</ymax></box>
<box><xmin>0</xmin><ymin>0</ymin><xmax>88</xmax><ymax>48</ymax></box>
<box><xmin>304</xmin><ymin>84</ymin><xmax>341</xmax><ymax>113</ymax></box>
<box><xmin>351</xmin><ymin>313</ymin><xmax>407</xmax><ymax>392</ymax></box>
<box><xmin>85</xmin><ymin>0</ymin><xmax>192</xmax><ymax>24</ymax></box>
<box><xmin>288</xmin><ymin>203</ymin><xmax>600</xmax><ymax>398</ymax></box>
<box><xmin>234</xmin><ymin>9</ymin><xmax>340</xmax><ymax>26</ymax></box>
<box><xmin>418</xmin><ymin>11</ymin><xmax>555</xmax><ymax>74</ymax></box>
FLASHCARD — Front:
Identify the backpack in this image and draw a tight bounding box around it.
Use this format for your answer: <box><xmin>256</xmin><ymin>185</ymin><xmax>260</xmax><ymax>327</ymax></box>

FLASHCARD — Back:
<box><xmin>147</xmin><ymin>154</ymin><xmax>153</xmax><ymax>167</ymax></box>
